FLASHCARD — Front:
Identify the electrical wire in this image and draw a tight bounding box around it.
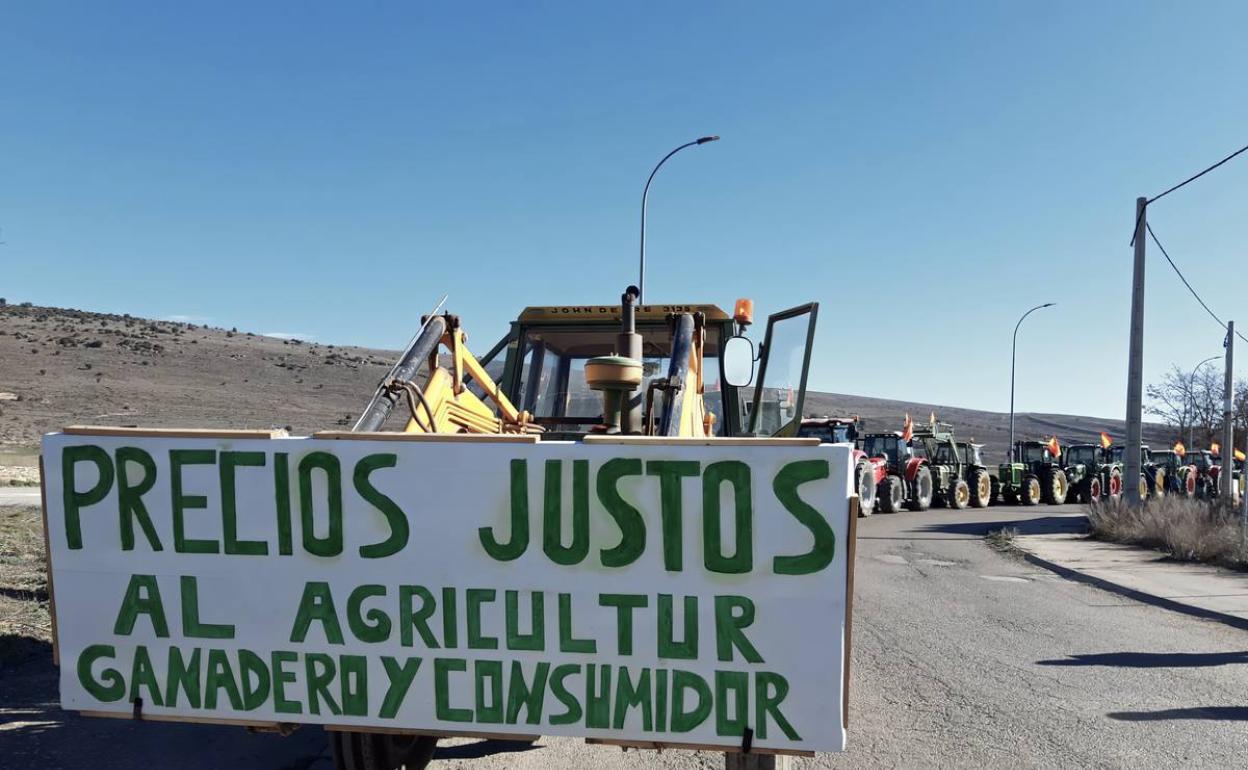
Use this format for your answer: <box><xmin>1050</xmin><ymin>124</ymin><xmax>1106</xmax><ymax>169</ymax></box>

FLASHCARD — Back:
<box><xmin>1129</xmin><ymin>140</ymin><xmax>1248</xmax><ymax>245</ymax></box>
<box><xmin>1146</xmin><ymin>221</ymin><xmax>1248</xmax><ymax>346</ymax></box>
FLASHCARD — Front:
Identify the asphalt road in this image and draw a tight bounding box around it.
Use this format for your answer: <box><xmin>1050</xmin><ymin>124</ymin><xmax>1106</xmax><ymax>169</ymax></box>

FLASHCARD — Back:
<box><xmin>5</xmin><ymin>504</ymin><xmax>1248</xmax><ymax>769</ymax></box>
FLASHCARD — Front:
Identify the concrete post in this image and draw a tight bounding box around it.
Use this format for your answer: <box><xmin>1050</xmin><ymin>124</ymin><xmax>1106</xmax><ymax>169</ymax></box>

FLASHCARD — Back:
<box><xmin>1124</xmin><ymin>197</ymin><xmax>1147</xmax><ymax>506</ymax></box>
<box><xmin>1222</xmin><ymin>321</ymin><xmax>1235</xmax><ymax>499</ymax></box>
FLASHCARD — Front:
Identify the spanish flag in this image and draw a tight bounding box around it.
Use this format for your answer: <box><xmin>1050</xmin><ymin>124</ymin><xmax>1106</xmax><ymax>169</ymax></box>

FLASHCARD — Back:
<box><xmin>901</xmin><ymin>413</ymin><xmax>914</xmax><ymax>442</ymax></box>
<box><xmin>1046</xmin><ymin>436</ymin><xmax>1060</xmax><ymax>457</ymax></box>
<box><xmin>1099</xmin><ymin>431</ymin><xmax>1112</xmax><ymax>449</ymax></box>
<box><xmin>1173</xmin><ymin>441</ymin><xmax>1186</xmax><ymax>458</ymax></box>
<box><xmin>1236</xmin><ymin>449</ymin><xmax>1246</xmax><ymax>462</ymax></box>
<box><xmin>1212</xmin><ymin>442</ymin><xmax>1221</xmax><ymax>457</ymax></box>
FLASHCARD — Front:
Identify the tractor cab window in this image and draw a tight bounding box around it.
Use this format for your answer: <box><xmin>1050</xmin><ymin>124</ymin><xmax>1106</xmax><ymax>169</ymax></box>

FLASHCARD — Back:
<box><xmin>800</xmin><ymin>422</ymin><xmax>853</xmax><ymax>444</ymax></box>
<box><xmin>1065</xmin><ymin>446</ymin><xmax>1098</xmax><ymax>466</ymax></box>
<box><xmin>515</xmin><ymin>323</ymin><xmax>722</xmax><ymax>434</ymax></box>
<box><xmin>1019</xmin><ymin>444</ymin><xmax>1050</xmax><ymax>464</ymax></box>
<box><xmin>958</xmin><ymin>444</ymin><xmax>985</xmax><ymax>466</ymax></box>
<box><xmin>931</xmin><ymin>443</ymin><xmax>958</xmax><ymax>464</ymax></box>
<box><xmin>863</xmin><ymin>435</ymin><xmax>902</xmax><ymax>463</ymax></box>
<box><xmin>1190</xmin><ymin>452</ymin><xmax>1211</xmax><ymax>470</ymax></box>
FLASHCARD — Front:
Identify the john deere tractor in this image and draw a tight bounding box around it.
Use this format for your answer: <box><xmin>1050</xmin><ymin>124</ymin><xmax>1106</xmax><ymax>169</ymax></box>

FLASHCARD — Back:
<box><xmin>956</xmin><ymin>441</ymin><xmax>994</xmax><ymax>508</ymax></box>
<box><xmin>997</xmin><ymin>440</ymin><xmax>1068</xmax><ymax>505</ymax></box>
<box><xmin>1109</xmin><ymin>445</ymin><xmax>1164</xmax><ymax>499</ymax></box>
<box><xmin>910</xmin><ymin>423</ymin><xmax>992</xmax><ymax>509</ymax></box>
<box><xmin>1061</xmin><ymin>444</ymin><xmax>1123</xmax><ymax>503</ymax></box>
<box><xmin>1149</xmin><ymin>448</ymin><xmax>1198</xmax><ymax>497</ymax></box>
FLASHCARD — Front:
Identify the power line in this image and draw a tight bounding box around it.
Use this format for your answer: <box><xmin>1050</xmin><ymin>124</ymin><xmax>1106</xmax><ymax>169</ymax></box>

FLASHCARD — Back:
<box><xmin>1146</xmin><ymin>221</ymin><xmax>1248</xmax><ymax>346</ymax></box>
<box><xmin>1130</xmin><ymin>140</ymin><xmax>1248</xmax><ymax>245</ymax></box>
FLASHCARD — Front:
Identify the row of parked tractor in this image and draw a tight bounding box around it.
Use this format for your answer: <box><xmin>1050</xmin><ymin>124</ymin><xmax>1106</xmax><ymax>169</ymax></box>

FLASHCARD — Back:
<box><xmin>798</xmin><ymin>415</ymin><xmax>1242</xmax><ymax>516</ymax></box>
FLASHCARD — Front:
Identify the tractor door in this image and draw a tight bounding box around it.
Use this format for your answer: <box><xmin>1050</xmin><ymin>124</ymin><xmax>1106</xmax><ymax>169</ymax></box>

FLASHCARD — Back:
<box><xmin>747</xmin><ymin>303</ymin><xmax>818</xmax><ymax>437</ymax></box>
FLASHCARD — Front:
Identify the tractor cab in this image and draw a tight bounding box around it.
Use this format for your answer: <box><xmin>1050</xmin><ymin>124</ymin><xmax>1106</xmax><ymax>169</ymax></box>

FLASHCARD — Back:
<box><xmin>798</xmin><ymin>415</ymin><xmax>861</xmax><ymax>444</ymax></box>
<box><xmin>488</xmin><ymin>292</ymin><xmax>818</xmax><ymax>439</ymax></box>
<box><xmin>862</xmin><ymin>432</ymin><xmax>908</xmax><ymax>465</ymax></box>
<box><xmin>998</xmin><ymin>440</ymin><xmax>1069</xmax><ymax>506</ymax></box>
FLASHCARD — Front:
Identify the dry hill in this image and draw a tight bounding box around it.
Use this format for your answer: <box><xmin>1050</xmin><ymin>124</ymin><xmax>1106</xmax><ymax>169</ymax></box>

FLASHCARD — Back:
<box><xmin>0</xmin><ymin>302</ymin><xmax>1169</xmax><ymax>462</ymax></box>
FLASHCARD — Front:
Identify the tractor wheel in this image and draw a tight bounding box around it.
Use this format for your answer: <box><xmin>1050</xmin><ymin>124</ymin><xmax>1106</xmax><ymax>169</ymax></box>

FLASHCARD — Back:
<box><xmin>969</xmin><ymin>469</ymin><xmax>992</xmax><ymax>508</ymax></box>
<box><xmin>1042</xmin><ymin>469</ymin><xmax>1069</xmax><ymax>505</ymax></box>
<box><xmin>1108</xmin><ymin>468</ymin><xmax>1123</xmax><ymax>500</ymax></box>
<box><xmin>1184</xmin><ymin>470</ymin><xmax>1197</xmax><ymax>498</ymax></box>
<box><xmin>331</xmin><ymin>731</ymin><xmax>438</xmax><ymax>770</ymax></box>
<box><xmin>877</xmin><ymin>476</ymin><xmax>904</xmax><ymax>513</ymax></box>
<box><xmin>1137</xmin><ymin>474</ymin><xmax>1149</xmax><ymax>501</ymax></box>
<box><xmin>1152</xmin><ymin>468</ymin><xmax>1166</xmax><ymax>499</ymax></box>
<box><xmin>908</xmin><ymin>466</ymin><xmax>934</xmax><ymax>511</ymax></box>
<box><xmin>855</xmin><ymin>463</ymin><xmax>876</xmax><ymax>516</ymax></box>
<box><xmin>948</xmin><ymin>478</ymin><xmax>971</xmax><ymax>510</ymax></box>
<box><xmin>1020</xmin><ymin>474</ymin><xmax>1042</xmax><ymax>506</ymax></box>
<box><xmin>990</xmin><ymin>476</ymin><xmax>1003</xmax><ymax>505</ymax></box>
<box><xmin>1086</xmin><ymin>475</ymin><xmax>1102</xmax><ymax>503</ymax></box>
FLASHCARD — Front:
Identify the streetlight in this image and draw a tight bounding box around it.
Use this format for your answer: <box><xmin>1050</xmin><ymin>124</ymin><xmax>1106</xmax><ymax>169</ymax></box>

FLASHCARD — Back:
<box><xmin>1189</xmin><ymin>355</ymin><xmax>1220</xmax><ymax>446</ymax></box>
<box><xmin>638</xmin><ymin>136</ymin><xmax>719</xmax><ymax>302</ymax></box>
<box><xmin>1009</xmin><ymin>302</ymin><xmax>1056</xmax><ymax>462</ymax></box>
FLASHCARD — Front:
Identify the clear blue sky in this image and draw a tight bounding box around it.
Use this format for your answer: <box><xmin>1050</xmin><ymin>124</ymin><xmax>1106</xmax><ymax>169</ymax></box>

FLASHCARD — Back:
<box><xmin>4</xmin><ymin>2</ymin><xmax>1247</xmax><ymax>420</ymax></box>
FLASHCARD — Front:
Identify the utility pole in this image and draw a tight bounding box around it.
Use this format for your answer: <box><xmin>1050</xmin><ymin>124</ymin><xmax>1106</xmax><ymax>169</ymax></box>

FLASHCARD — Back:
<box><xmin>1222</xmin><ymin>321</ymin><xmax>1235</xmax><ymax>500</ymax></box>
<box><xmin>1124</xmin><ymin>197</ymin><xmax>1147</xmax><ymax>506</ymax></box>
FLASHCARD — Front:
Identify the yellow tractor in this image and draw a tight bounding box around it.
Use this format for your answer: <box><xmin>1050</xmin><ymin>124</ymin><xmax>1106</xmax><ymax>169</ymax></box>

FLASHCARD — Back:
<box><xmin>336</xmin><ymin>286</ymin><xmax>819</xmax><ymax>768</ymax></box>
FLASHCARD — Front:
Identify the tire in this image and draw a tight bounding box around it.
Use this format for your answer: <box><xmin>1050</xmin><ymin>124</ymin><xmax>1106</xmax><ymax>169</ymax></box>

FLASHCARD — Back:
<box><xmin>855</xmin><ymin>463</ymin><xmax>876</xmax><ymax>516</ymax></box>
<box><xmin>877</xmin><ymin>475</ymin><xmax>904</xmax><ymax>513</ymax></box>
<box><xmin>990</xmin><ymin>475</ymin><xmax>1002</xmax><ymax>505</ymax></box>
<box><xmin>1137</xmin><ymin>474</ymin><xmax>1149</xmax><ymax>501</ymax></box>
<box><xmin>1020</xmin><ymin>473</ymin><xmax>1042</xmax><ymax>506</ymax></box>
<box><xmin>948</xmin><ymin>478</ymin><xmax>971</xmax><ymax>510</ymax></box>
<box><xmin>1151</xmin><ymin>468</ymin><xmax>1166</xmax><ymax>499</ymax></box>
<box><xmin>969</xmin><ymin>468</ymin><xmax>992</xmax><ymax>508</ymax></box>
<box><xmin>1042</xmin><ymin>469</ymin><xmax>1069</xmax><ymax>505</ymax></box>
<box><xmin>908</xmin><ymin>466</ymin><xmax>934</xmax><ymax>511</ymax></box>
<box><xmin>332</xmin><ymin>732</ymin><xmax>439</xmax><ymax>770</ymax></box>
<box><xmin>1108</xmin><ymin>468</ymin><xmax>1123</xmax><ymax>500</ymax></box>
<box><xmin>1087</xmin><ymin>475</ymin><xmax>1102</xmax><ymax>503</ymax></box>
<box><xmin>1184</xmin><ymin>468</ymin><xmax>1197</xmax><ymax>498</ymax></box>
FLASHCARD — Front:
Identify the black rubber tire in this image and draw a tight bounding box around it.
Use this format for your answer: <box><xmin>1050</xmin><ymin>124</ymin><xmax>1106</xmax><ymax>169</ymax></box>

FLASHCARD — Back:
<box><xmin>332</xmin><ymin>731</ymin><xmax>438</xmax><ymax>770</ymax></box>
<box><xmin>855</xmin><ymin>463</ymin><xmax>876</xmax><ymax>516</ymax></box>
<box><xmin>1088</xmin><ymin>475</ymin><xmax>1102</xmax><ymax>502</ymax></box>
<box><xmin>948</xmin><ymin>478</ymin><xmax>971</xmax><ymax>510</ymax></box>
<box><xmin>990</xmin><ymin>476</ymin><xmax>1002</xmax><ymax>505</ymax></box>
<box><xmin>968</xmin><ymin>468</ymin><xmax>992</xmax><ymax>508</ymax></box>
<box><xmin>877</xmin><ymin>475</ymin><xmax>904</xmax><ymax>513</ymax></box>
<box><xmin>1020</xmin><ymin>474</ymin><xmax>1042</xmax><ymax>506</ymax></box>
<box><xmin>909</xmin><ymin>466</ymin><xmax>934</xmax><ymax>511</ymax></box>
<box><xmin>1042</xmin><ymin>469</ymin><xmax>1069</xmax><ymax>505</ymax></box>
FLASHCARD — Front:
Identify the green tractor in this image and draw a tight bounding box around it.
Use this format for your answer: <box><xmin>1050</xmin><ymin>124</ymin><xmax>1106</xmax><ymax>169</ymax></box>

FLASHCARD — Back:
<box><xmin>956</xmin><ymin>441</ymin><xmax>994</xmax><ymax>508</ymax></box>
<box><xmin>997</xmin><ymin>440</ymin><xmax>1069</xmax><ymax>506</ymax></box>
<box><xmin>1060</xmin><ymin>443</ymin><xmax>1123</xmax><ymax>503</ymax></box>
<box><xmin>1108</xmin><ymin>444</ymin><xmax>1164</xmax><ymax>499</ymax></box>
<box><xmin>910</xmin><ymin>423</ymin><xmax>990</xmax><ymax>509</ymax></box>
<box><xmin>1149</xmin><ymin>447</ymin><xmax>1198</xmax><ymax>498</ymax></box>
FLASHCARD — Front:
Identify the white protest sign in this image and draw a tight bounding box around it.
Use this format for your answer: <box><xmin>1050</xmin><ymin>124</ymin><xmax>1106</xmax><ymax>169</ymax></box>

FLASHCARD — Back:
<box><xmin>41</xmin><ymin>432</ymin><xmax>853</xmax><ymax>753</ymax></box>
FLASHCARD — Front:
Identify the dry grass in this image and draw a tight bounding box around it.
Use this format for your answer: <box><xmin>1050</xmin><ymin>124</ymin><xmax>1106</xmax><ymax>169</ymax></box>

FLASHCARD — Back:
<box><xmin>0</xmin><ymin>504</ymin><xmax>50</xmax><ymax>663</ymax></box>
<box><xmin>986</xmin><ymin>525</ymin><xmax>1021</xmax><ymax>552</ymax></box>
<box><xmin>1086</xmin><ymin>496</ymin><xmax>1247</xmax><ymax>569</ymax></box>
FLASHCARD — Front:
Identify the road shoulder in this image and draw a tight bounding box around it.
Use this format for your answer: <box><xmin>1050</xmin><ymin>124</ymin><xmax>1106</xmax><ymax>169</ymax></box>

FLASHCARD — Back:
<box><xmin>1015</xmin><ymin>529</ymin><xmax>1248</xmax><ymax>630</ymax></box>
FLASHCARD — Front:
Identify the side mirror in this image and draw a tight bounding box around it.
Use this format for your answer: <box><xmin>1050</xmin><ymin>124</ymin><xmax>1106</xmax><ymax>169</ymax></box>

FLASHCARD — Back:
<box><xmin>722</xmin><ymin>335</ymin><xmax>755</xmax><ymax>387</ymax></box>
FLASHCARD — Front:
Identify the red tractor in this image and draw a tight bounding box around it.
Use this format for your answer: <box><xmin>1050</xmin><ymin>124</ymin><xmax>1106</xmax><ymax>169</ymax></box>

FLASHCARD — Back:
<box><xmin>860</xmin><ymin>430</ymin><xmax>933</xmax><ymax>513</ymax></box>
<box><xmin>798</xmin><ymin>415</ymin><xmax>880</xmax><ymax>516</ymax></box>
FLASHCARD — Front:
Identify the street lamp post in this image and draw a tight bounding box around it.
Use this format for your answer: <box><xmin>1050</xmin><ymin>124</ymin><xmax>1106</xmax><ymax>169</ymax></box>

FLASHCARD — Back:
<box><xmin>1189</xmin><ymin>355</ymin><xmax>1220</xmax><ymax>446</ymax></box>
<box><xmin>638</xmin><ymin>136</ymin><xmax>719</xmax><ymax>303</ymax></box>
<box><xmin>1009</xmin><ymin>302</ymin><xmax>1056</xmax><ymax>462</ymax></box>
